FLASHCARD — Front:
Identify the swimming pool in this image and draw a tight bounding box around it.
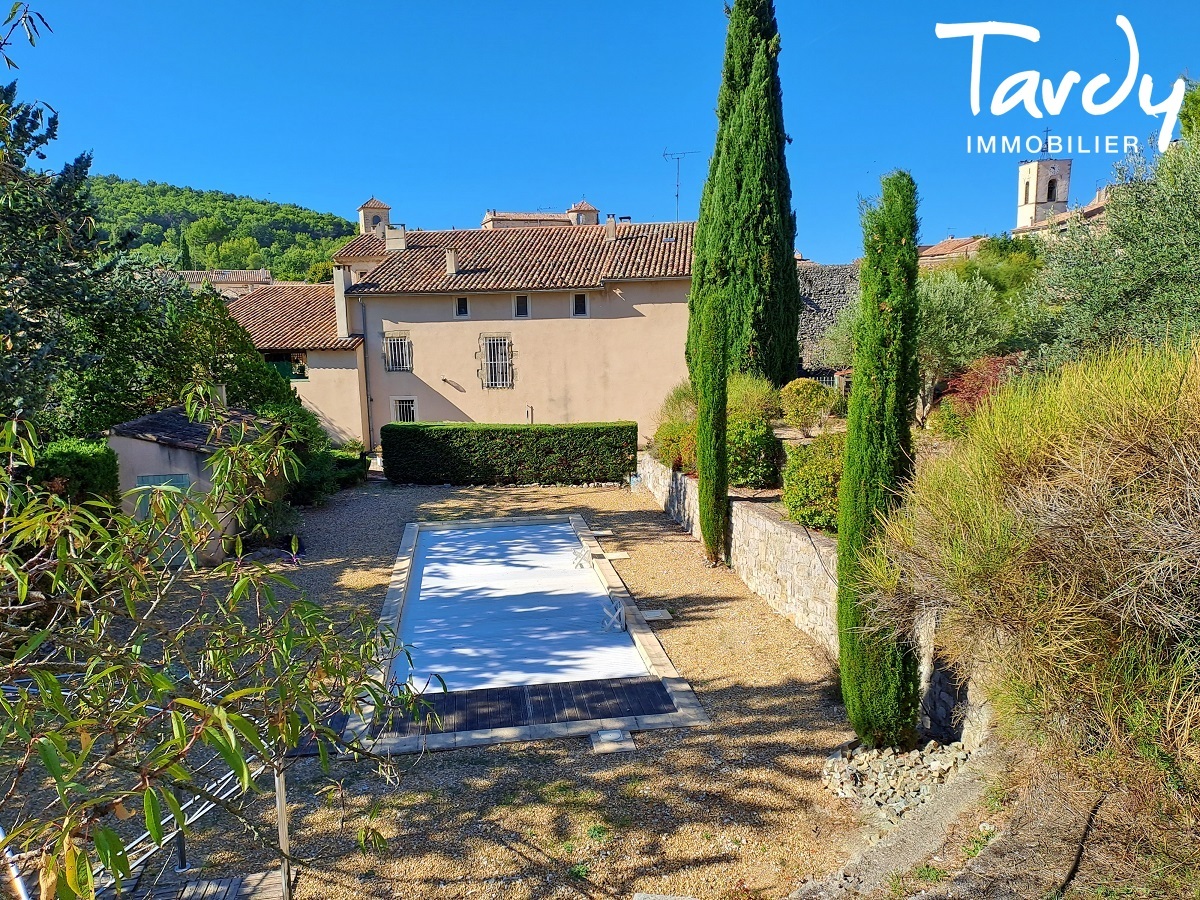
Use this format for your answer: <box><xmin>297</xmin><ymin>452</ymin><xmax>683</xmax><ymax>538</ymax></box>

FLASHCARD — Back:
<box><xmin>393</xmin><ymin>519</ymin><xmax>648</xmax><ymax>691</ymax></box>
<box><xmin>346</xmin><ymin>514</ymin><xmax>707</xmax><ymax>752</ymax></box>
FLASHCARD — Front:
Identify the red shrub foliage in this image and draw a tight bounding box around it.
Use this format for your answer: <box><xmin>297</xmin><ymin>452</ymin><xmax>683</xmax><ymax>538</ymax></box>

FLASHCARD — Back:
<box><xmin>942</xmin><ymin>354</ymin><xmax>1023</xmax><ymax>414</ymax></box>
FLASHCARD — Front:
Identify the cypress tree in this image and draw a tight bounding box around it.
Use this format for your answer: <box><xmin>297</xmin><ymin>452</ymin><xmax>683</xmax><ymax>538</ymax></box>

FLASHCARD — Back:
<box><xmin>176</xmin><ymin>226</ymin><xmax>193</xmax><ymax>270</ymax></box>
<box><xmin>695</xmin><ymin>237</ymin><xmax>730</xmax><ymax>562</ymax></box>
<box><xmin>686</xmin><ymin>0</ymin><xmax>800</xmax><ymax>388</ymax></box>
<box><xmin>836</xmin><ymin>170</ymin><xmax>921</xmax><ymax>747</ymax></box>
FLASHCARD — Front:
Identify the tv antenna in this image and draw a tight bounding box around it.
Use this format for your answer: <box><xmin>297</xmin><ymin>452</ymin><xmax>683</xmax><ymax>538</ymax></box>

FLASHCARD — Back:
<box><xmin>663</xmin><ymin>148</ymin><xmax>700</xmax><ymax>221</ymax></box>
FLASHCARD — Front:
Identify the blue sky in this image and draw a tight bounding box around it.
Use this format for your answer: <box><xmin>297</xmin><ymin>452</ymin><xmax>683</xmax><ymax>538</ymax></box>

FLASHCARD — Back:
<box><xmin>12</xmin><ymin>1</ymin><xmax>1198</xmax><ymax>262</ymax></box>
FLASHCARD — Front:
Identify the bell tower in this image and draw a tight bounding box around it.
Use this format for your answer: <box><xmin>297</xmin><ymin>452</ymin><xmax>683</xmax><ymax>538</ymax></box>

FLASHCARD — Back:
<box><xmin>1016</xmin><ymin>158</ymin><xmax>1071</xmax><ymax>229</ymax></box>
<box><xmin>357</xmin><ymin>198</ymin><xmax>391</xmax><ymax>236</ymax></box>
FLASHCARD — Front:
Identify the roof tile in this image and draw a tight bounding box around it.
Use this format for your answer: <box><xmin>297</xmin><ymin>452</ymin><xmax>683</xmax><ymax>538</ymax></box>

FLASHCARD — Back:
<box><xmin>347</xmin><ymin>221</ymin><xmax>694</xmax><ymax>295</ymax></box>
<box><xmin>228</xmin><ymin>284</ymin><xmax>362</xmax><ymax>351</ymax></box>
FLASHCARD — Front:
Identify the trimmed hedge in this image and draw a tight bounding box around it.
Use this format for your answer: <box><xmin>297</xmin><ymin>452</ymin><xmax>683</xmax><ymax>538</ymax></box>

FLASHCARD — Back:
<box><xmin>727</xmin><ymin>418</ymin><xmax>781</xmax><ymax>488</ymax></box>
<box><xmin>782</xmin><ymin>431</ymin><xmax>846</xmax><ymax>531</ymax></box>
<box><xmin>381</xmin><ymin>422</ymin><xmax>638</xmax><ymax>485</ymax></box>
<box><xmin>32</xmin><ymin>438</ymin><xmax>120</xmax><ymax>501</ymax></box>
<box><xmin>781</xmin><ymin>378</ymin><xmax>835</xmax><ymax>430</ymax></box>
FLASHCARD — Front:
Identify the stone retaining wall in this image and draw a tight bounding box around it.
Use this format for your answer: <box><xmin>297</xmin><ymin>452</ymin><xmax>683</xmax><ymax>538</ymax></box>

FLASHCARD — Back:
<box><xmin>635</xmin><ymin>452</ymin><xmax>990</xmax><ymax>749</ymax></box>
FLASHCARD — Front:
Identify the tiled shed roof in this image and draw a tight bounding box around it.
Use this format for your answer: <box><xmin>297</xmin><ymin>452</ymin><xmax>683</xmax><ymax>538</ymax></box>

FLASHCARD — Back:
<box><xmin>108</xmin><ymin>407</ymin><xmax>259</xmax><ymax>453</ymax></box>
<box><xmin>228</xmin><ymin>284</ymin><xmax>362</xmax><ymax>351</ymax></box>
<box><xmin>358</xmin><ymin>197</ymin><xmax>390</xmax><ymax>210</ymax></box>
<box><xmin>347</xmin><ymin>221</ymin><xmax>694</xmax><ymax>295</ymax></box>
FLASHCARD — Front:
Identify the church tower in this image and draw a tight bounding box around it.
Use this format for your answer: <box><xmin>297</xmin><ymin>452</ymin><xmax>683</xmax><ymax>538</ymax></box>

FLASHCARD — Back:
<box><xmin>1016</xmin><ymin>158</ymin><xmax>1071</xmax><ymax>229</ymax></box>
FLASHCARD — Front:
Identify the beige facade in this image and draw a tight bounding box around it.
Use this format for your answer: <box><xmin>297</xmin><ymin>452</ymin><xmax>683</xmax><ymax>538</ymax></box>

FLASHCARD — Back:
<box><xmin>109</xmin><ymin>434</ymin><xmax>216</xmax><ymax>501</ymax></box>
<box><xmin>289</xmin><ymin>347</ymin><xmax>369</xmax><ymax>444</ymax></box>
<box><xmin>343</xmin><ymin>280</ymin><xmax>690</xmax><ymax>446</ymax></box>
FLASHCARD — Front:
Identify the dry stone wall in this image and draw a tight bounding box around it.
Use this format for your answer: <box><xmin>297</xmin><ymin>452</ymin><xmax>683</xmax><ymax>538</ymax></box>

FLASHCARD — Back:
<box><xmin>797</xmin><ymin>262</ymin><xmax>860</xmax><ymax>369</ymax></box>
<box><xmin>636</xmin><ymin>452</ymin><xmax>990</xmax><ymax>749</ymax></box>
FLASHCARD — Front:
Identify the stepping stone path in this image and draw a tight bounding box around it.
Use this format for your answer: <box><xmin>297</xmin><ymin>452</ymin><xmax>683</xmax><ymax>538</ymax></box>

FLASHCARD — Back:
<box><xmin>822</xmin><ymin>740</ymin><xmax>971</xmax><ymax>826</ymax></box>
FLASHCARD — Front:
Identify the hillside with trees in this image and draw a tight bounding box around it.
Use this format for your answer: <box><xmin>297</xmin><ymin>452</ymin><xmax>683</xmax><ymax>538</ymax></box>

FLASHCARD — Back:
<box><xmin>88</xmin><ymin>175</ymin><xmax>356</xmax><ymax>281</ymax></box>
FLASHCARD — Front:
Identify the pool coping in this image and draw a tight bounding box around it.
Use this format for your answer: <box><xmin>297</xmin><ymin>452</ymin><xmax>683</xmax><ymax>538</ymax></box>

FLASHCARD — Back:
<box><xmin>343</xmin><ymin>514</ymin><xmax>709</xmax><ymax>754</ymax></box>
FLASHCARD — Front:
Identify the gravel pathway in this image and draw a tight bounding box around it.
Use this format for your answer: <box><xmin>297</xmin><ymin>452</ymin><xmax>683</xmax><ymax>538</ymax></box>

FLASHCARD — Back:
<box><xmin>177</xmin><ymin>482</ymin><xmax>857</xmax><ymax>900</ymax></box>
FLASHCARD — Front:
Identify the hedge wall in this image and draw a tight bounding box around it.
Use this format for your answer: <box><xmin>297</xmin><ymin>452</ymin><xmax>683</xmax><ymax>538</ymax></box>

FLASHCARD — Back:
<box><xmin>381</xmin><ymin>422</ymin><xmax>638</xmax><ymax>485</ymax></box>
<box><xmin>32</xmin><ymin>438</ymin><xmax>120</xmax><ymax>501</ymax></box>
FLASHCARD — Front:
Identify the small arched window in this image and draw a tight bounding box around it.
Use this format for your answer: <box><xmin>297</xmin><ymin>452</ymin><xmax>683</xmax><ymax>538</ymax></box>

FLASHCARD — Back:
<box><xmin>371</xmin><ymin>215</ymin><xmax>382</xmax><ymax>227</ymax></box>
<box><xmin>1024</xmin><ymin>181</ymin><xmax>1030</xmax><ymax>204</ymax></box>
<box><xmin>1046</xmin><ymin>178</ymin><xmax>1058</xmax><ymax>202</ymax></box>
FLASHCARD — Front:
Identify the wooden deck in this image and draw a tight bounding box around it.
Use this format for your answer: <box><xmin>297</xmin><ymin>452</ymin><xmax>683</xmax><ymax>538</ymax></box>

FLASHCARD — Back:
<box><xmin>376</xmin><ymin>675</ymin><xmax>677</xmax><ymax>738</ymax></box>
<box><xmin>100</xmin><ymin>870</ymin><xmax>287</xmax><ymax>900</ymax></box>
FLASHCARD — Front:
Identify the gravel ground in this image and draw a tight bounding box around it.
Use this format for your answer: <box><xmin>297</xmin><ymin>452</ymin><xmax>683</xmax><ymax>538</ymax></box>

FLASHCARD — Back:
<box><xmin>173</xmin><ymin>481</ymin><xmax>858</xmax><ymax>900</ymax></box>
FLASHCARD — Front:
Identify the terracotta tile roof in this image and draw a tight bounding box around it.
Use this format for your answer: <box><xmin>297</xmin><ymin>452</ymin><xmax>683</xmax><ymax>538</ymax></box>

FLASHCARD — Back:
<box><xmin>227</xmin><ymin>284</ymin><xmax>363</xmax><ymax>351</ymax></box>
<box><xmin>334</xmin><ymin>233</ymin><xmax>387</xmax><ymax>259</ymax></box>
<box><xmin>1012</xmin><ymin>189</ymin><xmax>1108</xmax><ymax>234</ymax></box>
<box><xmin>918</xmin><ymin>236</ymin><xmax>986</xmax><ymax>265</ymax></box>
<box><xmin>348</xmin><ymin>221</ymin><xmax>694</xmax><ymax>295</ymax></box>
<box><xmin>179</xmin><ymin>269</ymin><xmax>273</xmax><ymax>285</ymax></box>
<box><xmin>109</xmin><ymin>407</ymin><xmax>260</xmax><ymax>453</ymax></box>
<box><xmin>358</xmin><ymin>197</ymin><xmax>390</xmax><ymax>210</ymax></box>
<box><xmin>567</xmin><ymin>199</ymin><xmax>598</xmax><ymax>212</ymax></box>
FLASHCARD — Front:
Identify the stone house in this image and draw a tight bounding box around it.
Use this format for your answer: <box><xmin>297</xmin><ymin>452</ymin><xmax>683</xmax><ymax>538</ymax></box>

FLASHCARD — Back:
<box><xmin>330</xmin><ymin>199</ymin><xmax>694</xmax><ymax>446</ymax></box>
<box><xmin>226</xmin><ymin>198</ymin><xmax>860</xmax><ymax>449</ymax></box>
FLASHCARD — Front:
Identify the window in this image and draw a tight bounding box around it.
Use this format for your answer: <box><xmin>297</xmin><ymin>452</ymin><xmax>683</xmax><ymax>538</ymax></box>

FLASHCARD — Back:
<box><xmin>136</xmin><ymin>474</ymin><xmax>192</xmax><ymax>490</ymax></box>
<box><xmin>383</xmin><ymin>331</ymin><xmax>413</xmax><ymax>371</ymax></box>
<box><xmin>391</xmin><ymin>397</ymin><xmax>417</xmax><ymax>422</ymax></box>
<box><xmin>455</xmin><ymin>297</ymin><xmax>470</xmax><ymax>318</ymax></box>
<box><xmin>572</xmin><ymin>293</ymin><xmax>589</xmax><ymax>317</ymax></box>
<box><xmin>265</xmin><ymin>351</ymin><xmax>307</xmax><ymax>380</ymax></box>
<box><xmin>1046</xmin><ymin>178</ymin><xmax>1058</xmax><ymax>202</ymax></box>
<box><xmin>1024</xmin><ymin>180</ymin><xmax>1030</xmax><ymax>205</ymax></box>
<box><xmin>371</xmin><ymin>214</ymin><xmax>381</xmax><ymax>227</ymax></box>
<box><xmin>514</xmin><ymin>294</ymin><xmax>530</xmax><ymax>318</ymax></box>
<box><xmin>480</xmin><ymin>334</ymin><xmax>514</xmax><ymax>389</ymax></box>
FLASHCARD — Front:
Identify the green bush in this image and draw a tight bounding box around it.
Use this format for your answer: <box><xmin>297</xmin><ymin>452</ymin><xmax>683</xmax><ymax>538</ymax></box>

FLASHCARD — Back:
<box><xmin>925</xmin><ymin>398</ymin><xmax>968</xmax><ymax>439</ymax></box>
<box><xmin>656</xmin><ymin>379</ymin><xmax>697</xmax><ymax>428</ymax></box>
<box><xmin>782</xmin><ymin>432</ymin><xmax>846</xmax><ymax>531</ymax></box>
<box><xmin>651</xmin><ymin>419</ymin><xmax>698</xmax><ymax>474</ymax></box>
<box><xmin>727</xmin><ymin>372</ymin><xmax>782</xmax><ymax>422</ymax></box>
<box><xmin>288</xmin><ymin>449</ymin><xmax>337</xmax><ymax>506</ymax></box>
<box><xmin>256</xmin><ymin>400</ymin><xmax>331</xmax><ymax>453</ymax></box>
<box><xmin>330</xmin><ymin>448</ymin><xmax>369</xmax><ymax>489</ymax></box>
<box><xmin>727</xmin><ymin>418</ymin><xmax>781</xmax><ymax>488</ymax></box>
<box><xmin>32</xmin><ymin>438</ymin><xmax>119</xmax><ymax>501</ymax></box>
<box><xmin>781</xmin><ymin>378</ymin><xmax>835</xmax><ymax>430</ymax></box>
<box><xmin>381</xmin><ymin>422</ymin><xmax>638</xmax><ymax>485</ymax></box>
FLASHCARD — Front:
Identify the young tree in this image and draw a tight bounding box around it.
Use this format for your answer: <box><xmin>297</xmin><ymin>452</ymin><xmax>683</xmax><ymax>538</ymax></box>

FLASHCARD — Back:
<box><xmin>836</xmin><ymin>171</ymin><xmax>921</xmax><ymax>747</ymax></box>
<box><xmin>0</xmin><ymin>397</ymin><xmax>413</xmax><ymax>896</ymax></box>
<box><xmin>686</xmin><ymin>0</ymin><xmax>799</xmax><ymax>388</ymax></box>
<box><xmin>695</xmin><ymin>264</ymin><xmax>730</xmax><ymax>562</ymax></box>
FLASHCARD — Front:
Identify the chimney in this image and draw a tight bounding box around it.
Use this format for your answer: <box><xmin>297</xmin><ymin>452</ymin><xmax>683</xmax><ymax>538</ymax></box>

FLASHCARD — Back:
<box><xmin>445</xmin><ymin>247</ymin><xmax>458</xmax><ymax>275</ymax></box>
<box><xmin>385</xmin><ymin>223</ymin><xmax>408</xmax><ymax>251</ymax></box>
<box><xmin>604</xmin><ymin>213</ymin><xmax>617</xmax><ymax>242</ymax></box>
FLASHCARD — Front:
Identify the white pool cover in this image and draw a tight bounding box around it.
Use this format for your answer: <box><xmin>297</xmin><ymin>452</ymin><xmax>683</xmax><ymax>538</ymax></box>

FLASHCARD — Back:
<box><xmin>392</xmin><ymin>522</ymin><xmax>650</xmax><ymax>691</ymax></box>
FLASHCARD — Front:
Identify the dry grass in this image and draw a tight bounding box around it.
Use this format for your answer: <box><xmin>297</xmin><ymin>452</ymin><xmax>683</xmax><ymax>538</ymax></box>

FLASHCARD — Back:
<box><xmin>862</xmin><ymin>344</ymin><xmax>1200</xmax><ymax>890</ymax></box>
<box><xmin>146</xmin><ymin>481</ymin><xmax>859</xmax><ymax>900</ymax></box>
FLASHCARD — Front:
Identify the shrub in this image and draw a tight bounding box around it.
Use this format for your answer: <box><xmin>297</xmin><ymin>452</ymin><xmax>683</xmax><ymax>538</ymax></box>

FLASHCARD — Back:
<box><xmin>381</xmin><ymin>422</ymin><xmax>638</xmax><ymax>485</ymax></box>
<box><xmin>781</xmin><ymin>378</ymin><xmax>835</xmax><ymax>430</ymax></box>
<box><xmin>287</xmin><ymin>449</ymin><xmax>337</xmax><ymax>506</ymax></box>
<box><xmin>256</xmin><ymin>400</ymin><xmax>330</xmax><ymax>453</ymax></box>
<box><xmin>330</xmin><ymin>448</ymin><xmax>369</xmax><ymax>489</ymax></box>
<box><xmin>940</xmin><ymin>354</ymin><xmax>1021</xmax><ymax>415</ymax></box>
<box><xmin>782</xmin><ymin>432</ymin><xmax>846</xmax><ymax>531</ymax></box>
<box><xmin>656</xmin><ymin>379</ymin><xmax>697</xmax><ymax>428</ymax></box>
<box><xmin>727</xmin><ymin>372</ymin><xmax>782</xmax><ymax>422</ymax></box>
<box><xmin>863</xmin><ymin>344</ymin><xmax>1200</xmax><ymax>824</ymax></box>
<box><xmin>32</xmin><ymin>438</ymin><xmax>119</xmax><ymax>501</ymax></box>
<box><xmin>652</xmin><ymin>420</ymin><xmax>697</xmax><ymax>474</ymax></box>
<box><xmin>727</xmin><ymin>418</ymin><xmax>781</xmax><ymax>488</ymax></box>
<box><xmin>924</xmin><ymin>398</ymin><xmax>968</xmax><ymax>439</ymax></box>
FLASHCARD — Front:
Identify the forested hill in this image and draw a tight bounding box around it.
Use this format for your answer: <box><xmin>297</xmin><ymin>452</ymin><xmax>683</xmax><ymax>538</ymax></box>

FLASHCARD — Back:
<box><xmin>88</xmin><ymin>175</ymin><xmax>356</xmax><ymax>281</ymax></box>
